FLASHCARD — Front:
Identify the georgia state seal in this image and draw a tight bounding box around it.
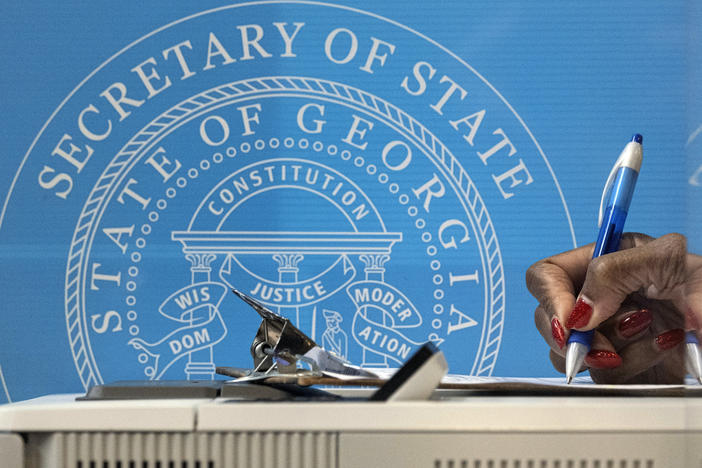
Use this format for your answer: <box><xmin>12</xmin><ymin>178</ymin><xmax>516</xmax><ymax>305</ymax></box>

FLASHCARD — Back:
<box><xmin>0</xmin><ymin>2</ymin><xmax>575</xmax><ymax>397</ymax></box>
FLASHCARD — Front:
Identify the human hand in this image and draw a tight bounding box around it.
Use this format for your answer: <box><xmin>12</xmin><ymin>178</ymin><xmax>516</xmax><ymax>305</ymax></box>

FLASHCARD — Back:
<box><xmin>526</xmin><ymin>233</ymin><xmax>702</xmax><ymax>384</ymax></box>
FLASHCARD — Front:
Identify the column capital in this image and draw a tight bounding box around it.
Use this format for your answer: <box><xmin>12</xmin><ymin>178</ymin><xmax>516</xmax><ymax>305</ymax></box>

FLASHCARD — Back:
<box><xmin>185</xmin><ymin>252</ymin><xmax>217</xmax><ymax>271</ymax></box>
<box><xmin>272</xmin><ymin>253</ymin><xmax>304</xmax><ymax>273</ymax></box>
<box><xmin>359</xmin><ymin>253</ymin><xmax>390</xmax><ymax>274</ymax></box>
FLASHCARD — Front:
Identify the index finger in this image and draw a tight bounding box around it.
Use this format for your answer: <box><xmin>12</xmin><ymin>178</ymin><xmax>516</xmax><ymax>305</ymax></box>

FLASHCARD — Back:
<box><xmin>526</xmin><ymin>243</ymin><xmax>593</xmax><ymax>323</ymax></box>
<box><xmin>526</xmin><ymin>233</ymin><xmax>656</xmax><ymax>307</ymax></box>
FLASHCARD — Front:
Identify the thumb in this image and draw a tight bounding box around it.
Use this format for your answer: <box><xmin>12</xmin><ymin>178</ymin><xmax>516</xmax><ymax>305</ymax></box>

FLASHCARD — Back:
<box><xmin>565</xmin><ymin>233</ymin><xmax>687</xmax><ymax>331</ymax></box>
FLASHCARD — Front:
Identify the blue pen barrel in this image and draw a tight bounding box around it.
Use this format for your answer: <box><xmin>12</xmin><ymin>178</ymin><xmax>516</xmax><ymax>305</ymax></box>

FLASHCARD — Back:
<box><xmin>593</xmin><ymin>166</ymin><xmax>639</xmax><ymax>258</ymax></box>
<box><xmin>567</xmin><ymin>166</ymin><xmax>639</xmax><ymax>348</ymax></box>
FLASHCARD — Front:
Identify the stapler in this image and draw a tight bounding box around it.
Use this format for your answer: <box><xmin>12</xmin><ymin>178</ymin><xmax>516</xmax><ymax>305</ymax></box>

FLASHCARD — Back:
<box><xmin>230</xmin><ymin>288</ymin><xmax>377</xmax><ymax>380</ymax></box>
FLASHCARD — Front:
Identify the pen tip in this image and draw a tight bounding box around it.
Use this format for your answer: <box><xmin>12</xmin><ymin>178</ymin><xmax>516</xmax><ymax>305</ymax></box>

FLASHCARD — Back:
<box><xmin>566</xmin><ymin>376</ymin><xmax>572</xmax><ymax>385</ymax></box>
<box><xmin>632</xmin><ymin>133</ymin><xmax>643</xmax><ymax>144</ymax></box>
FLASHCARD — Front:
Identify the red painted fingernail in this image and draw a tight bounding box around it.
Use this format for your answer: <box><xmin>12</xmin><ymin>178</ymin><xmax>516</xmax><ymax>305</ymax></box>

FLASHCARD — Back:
<box><xmin>566</xmin><ymin>298</ymin><xmax>592</xmax><ymax>329</ymax></box>
<box><xmin>551</xmin><ymin>317</ymin><xmax>566</xmax><ymax>349</ymax></box>
<box><xmin>655</xmin><ymin>329</ymin><xmax>685</xmax><ymax>351</ymax></box>
<box><xmin>584</xmin><ymin>349</ymin><xmax>622</xmax><ymax>369</ymax></box>
<box><xmin>618</xmin><ymin>309</ymin><xmax>652</xmax><ymax>338</ymax></box>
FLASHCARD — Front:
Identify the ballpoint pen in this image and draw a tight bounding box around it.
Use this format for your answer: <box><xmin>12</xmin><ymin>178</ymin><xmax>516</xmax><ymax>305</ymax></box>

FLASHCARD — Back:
<box><xmin>565</xmin><ymin>134</ymin><xmax>643</xmax><ymax>384</ymax></box>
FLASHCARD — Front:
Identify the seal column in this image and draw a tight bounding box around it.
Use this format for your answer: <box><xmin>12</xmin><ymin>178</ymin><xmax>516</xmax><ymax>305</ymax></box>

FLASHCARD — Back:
<box><xmin>184</xmin><ymin>252</ymin><xmax>217</xmax><ymax>380</ymax></box>
<box><xmin>358</xmin><ymin>253</ymin><xmax>390</xmax><ymax>367</ymax></box>
<box><xmin>272</xmin><ymin>253</ymin><xmax>305</xmax><ymax>330</ymax></box>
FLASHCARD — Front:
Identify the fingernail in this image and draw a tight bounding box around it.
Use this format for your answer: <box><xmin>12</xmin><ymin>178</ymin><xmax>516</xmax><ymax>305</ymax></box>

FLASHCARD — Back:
<box><xmin>584</xmin><ymin>349</ymin><xmax>622</xmax><ymax>369</ymax></box>
<box><xmin>566</xmin><ymin>298</ymin><xmax>592</xmax><ymax>329</ymax></box>
<box><xmin>655</xmin><ymin>329</ymin><xmax>685</xmax><ymax>351</ymax></box>
<box><xmin>618</xmin><ymin>309</ymin><xmax>652</xmax><ymax>338</ymax></box>
<box><xmin>551</xmin><ymin>317</ymin><xmax>566</xmax><ymax>349</ymax></box>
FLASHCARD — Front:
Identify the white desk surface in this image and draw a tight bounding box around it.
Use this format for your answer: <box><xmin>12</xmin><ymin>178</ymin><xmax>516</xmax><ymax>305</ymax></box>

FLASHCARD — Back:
<box><xmin>1</xmin><ymin>391</ymin><xmax>701</xmax><ymax>433</ymax></box>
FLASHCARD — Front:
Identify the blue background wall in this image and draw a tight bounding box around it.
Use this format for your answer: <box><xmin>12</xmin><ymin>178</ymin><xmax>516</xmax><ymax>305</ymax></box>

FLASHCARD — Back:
<box><xmin>0</xmin><ymin>1</ymin><xmax>696</xmax><ymax>401</ymax></box>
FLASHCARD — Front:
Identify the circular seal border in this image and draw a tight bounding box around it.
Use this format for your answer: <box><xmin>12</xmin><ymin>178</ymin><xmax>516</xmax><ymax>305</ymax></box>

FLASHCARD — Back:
<box><xmin>66</xmin><ymin>76</ymin><xmax>504</xmax><ymax>386</ymax></box>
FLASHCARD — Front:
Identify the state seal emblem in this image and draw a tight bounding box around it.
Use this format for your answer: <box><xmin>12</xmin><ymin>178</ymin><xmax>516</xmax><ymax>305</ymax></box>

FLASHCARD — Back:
<box><xmin>0</xmin><ymin>2</ymin><xmax>575</xmax><ymax>398</ymax></box>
